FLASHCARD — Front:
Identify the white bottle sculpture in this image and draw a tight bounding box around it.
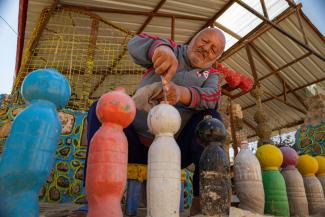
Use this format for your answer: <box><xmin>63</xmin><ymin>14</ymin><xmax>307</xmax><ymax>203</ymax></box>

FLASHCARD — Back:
<box><xmin>146</xmin><ymin>104</ymin><xmax>181</xmax><ymax>217</ymax></box>
<box><xmin>233</xmin><ymin>141</ymin><xmax>264</xmax><ymax>214</ymax></box>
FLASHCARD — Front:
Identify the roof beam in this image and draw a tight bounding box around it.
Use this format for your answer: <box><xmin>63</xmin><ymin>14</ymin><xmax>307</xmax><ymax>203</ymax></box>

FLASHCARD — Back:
<box><xmin>295</xmin><ymin>8</ymin><xmax>308</xmax><ymax>45</ymax></box>
<box><xmin>247</xmin><ymin>119</ymin><xmax>304</xmax><ymax>139</ymax></box>
<box><xmin>243</xmin><ymin>76</ymin><xmax>325</xmax><ymax>111</ymax></box>
<box><xmin>234</xmin><ymin>0</ymin><xmax>325</xmax><ymax>61</ymax></box>
<box><xmin>219</xmin><ymin>5</ymin><xmax>298</xmax><ymax>61</ymax></box>
<box><xmin>283</xmin><ymin>81</ymin><xmax>287</xmax><ymax>102</ymax></box>
<box><xmin>15</xmin><ymin>0</ymin><xmax>29</xmax><ymax>76</ymax></box>
<box><xmin>257</xmin><ymin>52</ymin><xmax>312</xmax><ymax>81</ymax></box>
<box><xmin>264</xmin><ymin>90</ymin><xmax>307</xmax><ymax>114</ymax></box>
<box><xmin>186</xmin><ymin>0</ymin><xmax>235</xmax><ymax>44</ymax></box>
<box><xmin>213</xmin><ymin>21</ymin><xmax>241</xmax><ymax>40</ymax></box>
<box><xmin>60</xmin><ymin>4</ymin><xmax>209</xmax><ymax>21</ymax></box>
<box><xmin>260</xmin><ymin>0</ymin><xmax>269</xmax><ymax>19</ymax></box>
<box><xmin>137</xmin><ymin>0</ymin><xmax>167</xmax><ymax>33</ymax></box>
<box><xmin>246</xmin><ymin>45</ymin><xmax>258</xmax><ymax>84</ymax></box>
<box><xmin>249</xmin><ymin>44</ymin><xmax>308</xmax><ymax>109</ymax></box>
<box><xmin>243</xmin><ymin>118</ymin><xmax>256</xmax><ymax>131</ymax></box>
<box><xmin>171</xmin><ymin>16</ymin><xmax>175</xmax><ymax>40</ymax></box>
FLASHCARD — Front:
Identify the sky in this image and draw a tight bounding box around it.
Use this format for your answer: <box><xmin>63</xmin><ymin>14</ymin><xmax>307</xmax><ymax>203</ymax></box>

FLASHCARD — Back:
<box><xmin>0</xmin><ymin>0</ymin><xmax>324</xmax><ymax>95</ymax></box>
<box><xmin>0</xmin><ymin>0</ymin><xmax>19</xmax><ymax>94</ymax></box>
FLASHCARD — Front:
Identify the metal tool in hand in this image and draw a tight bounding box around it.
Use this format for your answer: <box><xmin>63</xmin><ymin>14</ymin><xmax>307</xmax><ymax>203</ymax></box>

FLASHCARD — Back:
<box><xmin>160</xmin><ymin>75</ymin><xmax>168</xmax><ymax>102</ymax></box>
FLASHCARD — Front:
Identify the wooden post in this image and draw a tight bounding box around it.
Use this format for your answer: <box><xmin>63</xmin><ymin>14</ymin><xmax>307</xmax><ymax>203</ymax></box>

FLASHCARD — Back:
<box><xmin>83</xmin><ymin>19</ymin><xmax>99</xmax><ymax>106</ymax></box>
<box><xmin>260</xmin><ymin>0</ymin><xmax>269</xmax><ymax>19</ymax></box>
<box><xmin>137</xmin><ymin>0</ymin><xmax>167</xmax><ymax>33</ymax></box>
<box><xmin>246</xmin><ymin>45</ymin><xmax>258</xmax><ymax>84</ymax></box>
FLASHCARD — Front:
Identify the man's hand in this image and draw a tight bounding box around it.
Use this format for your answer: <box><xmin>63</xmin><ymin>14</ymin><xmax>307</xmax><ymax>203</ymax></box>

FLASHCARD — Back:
<box><xmin>152</xmin><ymin>46</ymin><xmax>178</xmax><ymax>84</ymax></box>
<box><xmin>154</xmin><ymin>82</ymin><xmax>180</xmax><ymax>105</ymax></box>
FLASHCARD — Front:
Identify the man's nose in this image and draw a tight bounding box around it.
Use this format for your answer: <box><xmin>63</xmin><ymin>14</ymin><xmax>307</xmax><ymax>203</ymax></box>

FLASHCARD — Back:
<box><xmin>203</xmin><ymin>43</ymin><xmax>210</xmax><ymax>51</ymax></box>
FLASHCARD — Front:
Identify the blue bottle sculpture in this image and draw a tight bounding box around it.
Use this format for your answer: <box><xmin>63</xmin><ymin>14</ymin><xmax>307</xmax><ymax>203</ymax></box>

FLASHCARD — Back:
<box><xmin>0</xmin><ymin>68</ymin><xmax>71</xmax><ymax>217</ymax></box>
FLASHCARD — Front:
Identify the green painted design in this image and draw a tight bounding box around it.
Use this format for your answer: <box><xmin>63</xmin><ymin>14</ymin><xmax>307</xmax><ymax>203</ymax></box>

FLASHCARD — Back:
<box><xmin>123</xmin><ymin>104</ymin><xmax>130</xmax><ymax>111</ymax></box>
<box><xmin>262</xmin><ymin>170</ymin><xmax>289</xmax><ymax>217</ymax></box>
<box><xmin>295</xmin><ymin>124</ymin><xmax>325</xmax><ymax>156</ymax></box>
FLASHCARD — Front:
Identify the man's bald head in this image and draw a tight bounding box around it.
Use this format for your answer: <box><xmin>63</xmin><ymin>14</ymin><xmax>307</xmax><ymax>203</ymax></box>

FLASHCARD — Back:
<box><xmin>187</xmin><ymin>28</ymin><xmax>226</xmax><ymax>68</ymax></box>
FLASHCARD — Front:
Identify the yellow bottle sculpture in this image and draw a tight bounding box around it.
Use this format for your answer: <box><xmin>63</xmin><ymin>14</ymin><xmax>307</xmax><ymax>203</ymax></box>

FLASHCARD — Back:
<box><xmin>315</xmin><ymin>156</ymin><xmax>325</xmax><ymax>197</ymax></box>
<box><xmin>256</xmin><ymin>144</ymin><xmax>289</xmax><ymax>217</ymax></box>
<box><xmin>297</xmin><ymin>154</ymin><xmax>325</xmax><ymax>215</ymax></box>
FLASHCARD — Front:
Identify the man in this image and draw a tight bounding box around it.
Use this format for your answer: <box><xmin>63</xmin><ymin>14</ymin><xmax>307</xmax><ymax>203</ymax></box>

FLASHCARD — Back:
<box><xmin>86</xmin><ymin>28</ymin><xmax>226</xmax><ymax>215</ymax></box>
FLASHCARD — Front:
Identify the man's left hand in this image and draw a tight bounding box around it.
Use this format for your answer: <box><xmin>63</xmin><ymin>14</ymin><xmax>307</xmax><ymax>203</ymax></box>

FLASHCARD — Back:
<box><xmin>154</xmin><ymin>82</ymin><xmax>180</xmax><ymax>105</ymax></box>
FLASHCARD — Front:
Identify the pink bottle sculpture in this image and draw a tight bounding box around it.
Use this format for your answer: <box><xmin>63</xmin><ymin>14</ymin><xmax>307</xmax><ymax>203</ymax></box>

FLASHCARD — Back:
<box><xmin>86</xmin><ymin>88</ymin><xmax>136</xmax><ymax>217</ymax></box>
<box><xmin>280</xmin><ymin>146</ymin><xmax>309</xmax><ymax>217</ymax></box>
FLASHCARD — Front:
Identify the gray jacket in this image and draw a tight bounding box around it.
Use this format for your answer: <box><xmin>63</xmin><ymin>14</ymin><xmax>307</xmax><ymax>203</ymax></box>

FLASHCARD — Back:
<box><xmin>128</xmin><ymin>33</ymin><xmax>221</xmax><ymax>141</ymax></box>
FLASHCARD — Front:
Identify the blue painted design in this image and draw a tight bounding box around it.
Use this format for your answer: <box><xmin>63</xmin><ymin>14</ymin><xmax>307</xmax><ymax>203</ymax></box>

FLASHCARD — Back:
<box><xmin>184</xmin><ymin>169</ymin><xmax>193</xmax><ymax>209</ymax></box>
<box><xmin>180</xmin><ymin>181</ymin><xmax>185</xmax><ymax>212</ymax></box>
<box><xmin>125</xmin><ymin>180</ymin><xmax>144</xmax><ymax>215</ymax></box>
<box><xmin>0</xmin><ymin>69</ymin><xmax>70</xmax><ymax>217</ymax></box>
<box><xmin>40</xmin><ymin>109</ymin><xmax>88</xmax><ymax>203</ymax></box>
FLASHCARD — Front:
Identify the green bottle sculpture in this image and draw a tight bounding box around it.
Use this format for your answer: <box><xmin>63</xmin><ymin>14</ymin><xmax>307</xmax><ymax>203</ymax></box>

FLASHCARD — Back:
<box><xmin>256</xmin><ymin>144</ymin><xmax>289</xmax><ymax>217</ymax></box>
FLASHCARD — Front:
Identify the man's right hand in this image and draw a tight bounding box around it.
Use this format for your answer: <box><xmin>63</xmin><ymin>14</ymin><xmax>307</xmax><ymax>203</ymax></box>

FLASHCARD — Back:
<box><xmin>152</xmin><ymin>46</ymin><xmax>178</xmax><ymax>84</ymax></box>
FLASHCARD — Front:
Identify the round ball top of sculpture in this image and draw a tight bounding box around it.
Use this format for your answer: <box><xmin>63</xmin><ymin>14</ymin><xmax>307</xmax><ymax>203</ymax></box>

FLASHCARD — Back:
<box><xmin>315</xmin><ymin>156</ymin><xmax>325</xmax><ymax>176</ymax></box>
<box><xmin>21</xmin><ymin>68</ymin><xmax>71</xmax><ymax>108</ymax></box>
<box><xmin>297</xmin><ymin>154</ymin><xmax>319</xmax><ymax>176</ymax></box>
<box><xmin>96</xmin><ymin>88</ymin><xmax>136</xmax><ymax>128</ymax></box>
<box><xmin>195</xmin><ymin>115</ymin><xmax>227</xmax><ymax>146</ymax></box>
<box><xmin>280</xmin><ymin>146</ymin><xmax>299</xmax><ymax>170</ymax></box>
<box><xmin>147</xmin><ymin>104</ymin><xmax>181</xmax><ymax>135</ymax></box>
<box><xmin>256</xmin><ymin>144</ymin><xmax>283</xmax><ymax>170</ymax></box>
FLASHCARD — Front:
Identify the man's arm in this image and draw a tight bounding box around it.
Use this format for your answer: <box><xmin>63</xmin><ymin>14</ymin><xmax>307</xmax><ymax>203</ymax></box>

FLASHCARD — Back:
<box><xmin>187</xmin><ymin>70</ymin><xmax>221</xmax><ymax>110</ymax></box>
<box><xmin>154</xmin><ymin>70</ymin><xmax>220</xmax><ymax>109</ymax></box>
<box><xmin>127</xmin><ymin>34</ymin><xmax>177</xmax><ymax>70</ymax></box>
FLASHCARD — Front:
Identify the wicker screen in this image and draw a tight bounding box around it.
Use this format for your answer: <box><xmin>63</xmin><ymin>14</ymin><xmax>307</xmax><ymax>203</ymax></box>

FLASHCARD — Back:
<box><xmin>13</xmin><ymin>7</ymin><xmax>145</xmax><ymax>111</ymax></box>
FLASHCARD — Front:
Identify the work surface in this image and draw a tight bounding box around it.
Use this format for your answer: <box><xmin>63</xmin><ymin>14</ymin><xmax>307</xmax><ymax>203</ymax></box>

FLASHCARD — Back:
<box><xmin>39</xmin><ymin>203</ymin><xmax>275</xmax><ymax>217</ymax></box>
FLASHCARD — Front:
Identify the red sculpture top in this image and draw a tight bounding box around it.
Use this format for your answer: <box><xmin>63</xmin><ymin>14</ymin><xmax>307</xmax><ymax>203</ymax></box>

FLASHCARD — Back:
<box><xmin>96</xmin><ymin>88</ymin><xmax>136</xmax><ymax>128</ymax></box>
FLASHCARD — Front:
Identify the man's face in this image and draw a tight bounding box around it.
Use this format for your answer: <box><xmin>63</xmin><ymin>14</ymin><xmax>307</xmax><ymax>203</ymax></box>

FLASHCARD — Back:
<box><xmin>187</xmin><ymin>30</ymin><xmax>225</xmax><ymax>69</ymax></box>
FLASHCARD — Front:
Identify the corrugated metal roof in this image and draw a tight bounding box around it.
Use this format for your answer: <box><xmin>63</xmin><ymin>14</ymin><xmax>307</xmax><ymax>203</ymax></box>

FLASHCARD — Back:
<box><xmin>222</xmin><ymin>9</ymin><xmax>325</xmax><ymax>139</ymax></box>
<box><xmin>19</xmin><ymin>0</ymin><xmax>325</xmax><ymax>140</ymax></box>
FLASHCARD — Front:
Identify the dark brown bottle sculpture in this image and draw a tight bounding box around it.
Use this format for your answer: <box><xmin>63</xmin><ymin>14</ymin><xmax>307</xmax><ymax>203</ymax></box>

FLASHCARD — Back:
<box><xmin>196</xmin><ymin>115</ymin><xmax>231</xmax><ymax>216</ymax></box>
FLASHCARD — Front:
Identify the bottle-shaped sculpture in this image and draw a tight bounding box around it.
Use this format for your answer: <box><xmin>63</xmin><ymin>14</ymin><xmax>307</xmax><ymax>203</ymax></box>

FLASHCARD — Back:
<box><xmin>147</xmin><ymin>104</ymin><xmax>181</xmax><ymax>217</ymax></box>
<box><xmin>297</xmin><ymin>154</ymin><xmax>325</xmax><ymax>215</ymax></box>
<box><xmin>86</xmin><ymin>88</ymin><xmax>136</xmax><ymax>217</ymax></box>
<box><xmin>234</xmin><ymin>141</ymin><xmax>264</xmax><ymax>214</ymax></box>
<box><xmin>196</xmin><ymin>115</ymin><xmax>231</xmax><ymax>216</ymax></box>
<box><xmin>280</xmin><ymin>146</ymin><xmax>309</xmax><ymax>217</ymax></box>
<box><xmin>315</xmin><ymin>155</ymin><xmax>325</xmax><ymax>197</ymax></box>
<box><xmin>0</xmin><ymin>68</ymin><xmax>71</xmax><ymax>217</ymax></box>
<box><xmin>256</xmin><ymin>144</ymin><xmax>289</xmax><ymax>217</ymax></box>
